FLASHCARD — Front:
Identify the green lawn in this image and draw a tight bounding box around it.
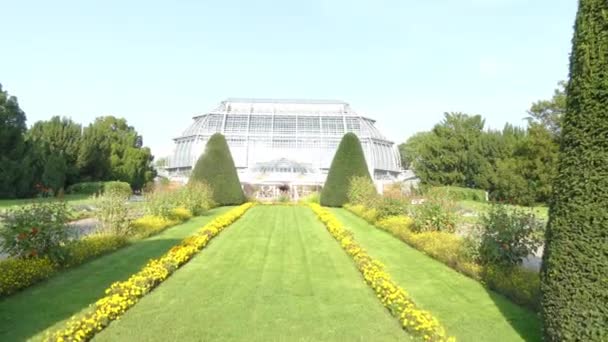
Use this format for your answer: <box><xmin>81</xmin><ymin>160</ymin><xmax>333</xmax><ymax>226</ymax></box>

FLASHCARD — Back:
<box><xmin>94</xmin><ymin>206</ymin><xmax>409</xmax><ymax>342</ymax></box>
<box><xmin>0</xmin><ymin>194</ymin><xmax>95</xmax><ymax>209</ymax></box>
<box><xmin>0</xmin><ymin>207</ymin><xmax>232</xmax><ymax>342</ymax></box>
<box><xmin>330</xmin><ymin>208</ymin><xmax>542</xmax><ymax>342</ymax></box>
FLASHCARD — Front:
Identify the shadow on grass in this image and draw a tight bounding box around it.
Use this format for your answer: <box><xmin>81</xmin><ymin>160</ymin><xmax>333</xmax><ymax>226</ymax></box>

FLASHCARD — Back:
<box><xmin>482</xmin><ymin>287</ymin><xmax>542</xmax><ymax>342</ymax></box>
<box><xmin>0</xmin><ymin>208</ymin><xmax>228</xmax><ymax>341</ymax></box>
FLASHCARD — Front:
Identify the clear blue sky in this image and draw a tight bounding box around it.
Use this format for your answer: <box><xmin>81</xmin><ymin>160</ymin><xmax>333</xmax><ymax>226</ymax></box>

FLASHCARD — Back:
<box><xmin>1</xmin><ymin>0</ymin><xmax>576</xmax><ymax>158</ymax></box>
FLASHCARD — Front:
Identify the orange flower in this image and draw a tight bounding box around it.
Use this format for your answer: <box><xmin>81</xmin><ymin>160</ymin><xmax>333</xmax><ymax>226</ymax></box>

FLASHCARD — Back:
<box><xmin>31</xmin><ymin>227</ymin><xmax>39</xmax><ymax>235</ymax></box>
<box><xmin>17</xmin><ymin>232</ymin><xmax>27</xmax><ymax>241</ymax></box>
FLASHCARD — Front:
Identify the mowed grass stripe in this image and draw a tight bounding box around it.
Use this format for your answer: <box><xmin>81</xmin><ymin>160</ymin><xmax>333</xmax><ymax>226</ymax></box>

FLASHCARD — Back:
<box><xmin>94</xmin><ymin>206</ymin><xmax>410</xmax><ymax>342</ymax></box>
<box><xmin>330</xmin><ymin>208</ymin><xmax>542</xmax><ymax>342</ymax></box>
<box><xmin>0</xmin><ymin>206</ymin><xmax>233</xmax><ymax>342</ymax></box>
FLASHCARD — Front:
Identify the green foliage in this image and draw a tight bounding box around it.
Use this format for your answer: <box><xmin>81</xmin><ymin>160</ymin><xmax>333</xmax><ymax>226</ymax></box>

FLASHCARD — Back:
<box><xmin>402</xmin><ymin>109</ymin><xmax>560</xmax><ymax>206</ymax></box>
<box><xmin>0</xmin><ymin>202</ymin><xmax>70</xmax><ymax>262</ymax></box>
<box><xmin>411</xmin><ymin>196</ymin><xmax>457</xmax><ymax>233</ymax></box>
<box><xmin>42</xmin><ymin>153</ymin><xmax>68</xmax><ymax>194</ymax></box>
<box><xmin>321</xmin><ymin>133</ymin><xmax>372</xmax><ymax>207</ymax></box>
<box><xmin>175</xmin><ymin>182</ymin><xmax>214</xmax><ymax>215</ymax></box>
<box><xmin>541</xmin><ymin>1</ymin><xmax>608</xmax><ymax>340</ymax></box>
<box><xmin>376</xmin><ymin>198</ymin><xmax>408</xmax><ymax>220</ymax></box>
<box><xmin>478</xmin><ymin>205</ymin><xmax>544</xmax><ymax>266</ymax></box>
<box><xmin>527</xmin><ymin>81</ymin><xmax>566</xmax><ymax>139</ymax></box>
<box><xmin>426</xmin><ymin>186</ymin><xmax>487</xmax><ymax>202</ymax></box>
<box><xmin>0</xmin><ymin>84</ymin><xmax>31</xmax><ymax>198</ymax></box>
<box><xmin>347</xmin><ymin>176</ymin><xmax>379</xmax><ymax>207</ymax></box>
<box><xmin>67</xmin><ymin>182</ymin><xmax>104</xmax><ymax>195</ymax></box>
<box><xmin>27</xmin><ymin>116</ymin><xmax>82</xmax><ymax>186</ymax></box>
<box><xmin>95</xmin><ymin>191</ymin><xmax>132</xmax><ymax>236</ymax></box>
<box><xmin>299</xmin><ymin>192</ymin><xmax>320</xmax><ymax>204</ymax></box>
<box><xmin>190</xmin><ymin>133</ymin><xmax>245</xmax><ymax>205</ymax></box>
<box><xmin>63</xmin><ymin>235</ymin><xmax>128</xmax><ymax>268</ymax></box>
<box><xmin>103</xmin><ymin>181</ymin><xmax>132</xmax><ymax>198</ymax></box>
<box><xmin>78</xmin><ymin>116</ymin><xmax>155</xmax><ymax>190</ymax></box>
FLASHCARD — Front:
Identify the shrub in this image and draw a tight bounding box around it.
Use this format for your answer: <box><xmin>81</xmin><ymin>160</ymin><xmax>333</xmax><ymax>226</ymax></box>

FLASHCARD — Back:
<box><xmin>95</xmin><ymin>191</ymin><xmax>132</xmax><ymax>236</ymax></box>
<box><xmin>0</xmin><ymin>257</ymin><xmax>56</xmax><ymax>296</ymax></box>
<box><xmin>176</xmin><ymin>182</ymin><xmax>214</xmax><ymax>215</ymax></box>
<box><xmin>321</xmin><ymin>133</ymin><xmax>372</xmax><ymax>207</ymax></box>
<box><xmin>277</xmin><ymin>194</ymin><xmax>290</xmax><ymax>203</ymax></box>
<box><xmin>104</xmin><ymin>181</ymin><xmax>132</xmax><ymax>198</ymax></box>
<box><xmin>63</xmin><ymin>235</ymin><xmax>128</xmax><ymax>268</ymax></box>
<box><xmin>190</xmin><ymin>133</ymin><xmax>245</xmax><ymax>205</ymax></box>
<box><xmin>479</xmin><ymin>205</ymin><xmax>544</xmax><ymax>266</ymax></box>
<box><xmin>347</xmin><ymin>176</ymin><xmax>379</xmax><ymax>208</ymax></box>
<box><xmin>169</xmin><ymin>207</ymin><xmax>193</xmax><ymax>221</ymax></box>
<box><xmin>299</xmin><ymin>192</ymin><xmax>320</xmax><ymax>204</ymax></box>
<box><xmin>411</xmin><ymin>196</ymin><xmax>457</xmax><ymax>233</ymax></box>
<box><xmin>483</xmin><ymin>264</ymin><xmax>541</xmax><ymax>309</ymax></box>
<box><xmin>376</xmin><ymin>197</ymin><xmax>408</xmax><ymax>219</ymax></box>
<box><xmin>144</xmin><ymin>189</ymin><xmax>176</xmax><ymax>218</ymax></box>
<box><xmin>66</xmin><ymin>182</ymin><xmax>104</xmax><ymax>195</ymax></box>
<box><xmin>0</xmin><ymin>202</ymin><xmax>70</xmax><ymax>262</ymax></box>
<box><xmin>427</xmin><ymin>186</ymin><xmax>487</xmax><ymax>202</ymax></box>
<box><xmin>130</xmin><ymin>215</ymin><xmax>178</xmax><ymax>237</ymax></box>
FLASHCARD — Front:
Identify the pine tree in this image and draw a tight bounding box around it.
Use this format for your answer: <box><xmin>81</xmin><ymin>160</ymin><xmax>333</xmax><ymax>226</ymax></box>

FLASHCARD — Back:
<box><xmin>541</xmin><ymin>0</ymin><xmax>608</xmax><ymax>340</ymax></box>
<box><xmin>320</xmin><ymin>133</ymin><xmax>372</xmax><ymax>207</ymax></box>
<box><xmin>190</xmin><ymin>133</ymin><xmax>245</xmax><ymax>205</ymax></box>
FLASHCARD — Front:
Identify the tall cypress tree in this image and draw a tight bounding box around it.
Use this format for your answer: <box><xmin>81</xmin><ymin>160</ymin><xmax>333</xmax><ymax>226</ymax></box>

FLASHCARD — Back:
<box><xmin>541</xmin><ymin>1</ymin><xmax>608</xmax><ymax>340</ymax></box>
<box><xmin>320</xmin><ymin>133</ymin><xmax>372</xmax><ymax>207</ymax></box>
<box><xmin>190</xmin><ymin>133</ymin><xmax>245</xmax><ymax>205</ymax></box>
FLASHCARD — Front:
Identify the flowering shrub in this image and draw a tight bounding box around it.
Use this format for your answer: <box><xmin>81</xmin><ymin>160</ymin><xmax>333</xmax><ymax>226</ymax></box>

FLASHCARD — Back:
<box><xmin>347</xmin><ymin>176</ymin><xmax>380</xmax><ymax>208</ymax></box>
<box><xmin>0</xmin><ymin>257</ymin><xmax>56</xmax><ymax>296</ymax></box>
<box><xmin>145</xmin><ymin>183</ymin><xmax>214</xmax><ymax>219</ymax></box>
<box><xmin>46</xmin><ymin>203</ymin><xmax>253</xmax><ymax>342</ymax></box>
<box><xmin>345</xmin><ymin>205</ymin><xmax>541</xmax><ymax>310</ymax></box>
<box><xmin>308</xmin><ymin>204</ymin><xmax>453</xmax><ymax>342</ymax></box>
<box><xmin>478</xmin><ymin>205</ymin><xmax>544</xmax><ymax>266</ymax></box>
<box><xmin>0</xmin><ymin>202</ymin><xmax>70</xmax><ymax>262</ymax></box>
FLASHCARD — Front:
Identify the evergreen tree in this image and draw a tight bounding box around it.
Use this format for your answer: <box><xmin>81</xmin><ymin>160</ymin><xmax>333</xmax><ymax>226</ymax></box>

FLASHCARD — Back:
<box><xmin>0</xmin><ymin>84</ymin><xmax>29</xmax><ymax>198</ymax></box>
<box><xmin>42</xmin><ymin>153</ymin><xmax>68</xmax><ymax>194</ymax></box>
<box><xmin>320</xmin><ymin>133</ymin><xmax>372</xmax><ymax>207</ymax></box>
<box><xmin>541</xmin><ymin>0</ymin><xmax>608</xmax><ymax>340</ymax></box>
<box><xmin>190</xmin><ymin>133</ymin><xmax>245</xmax><ymax>205</ymax></box>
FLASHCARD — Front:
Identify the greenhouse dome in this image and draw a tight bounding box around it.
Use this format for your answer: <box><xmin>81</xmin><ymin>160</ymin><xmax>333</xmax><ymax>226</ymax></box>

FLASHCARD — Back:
<box><xmin>167</xmin><ymin>98</ymin><xmax>402</xmax><ymax>190</ymax></box>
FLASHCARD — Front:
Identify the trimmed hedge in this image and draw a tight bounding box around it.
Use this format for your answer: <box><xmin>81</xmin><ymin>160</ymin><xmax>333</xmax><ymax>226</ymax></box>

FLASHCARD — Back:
<box><xmin>427</xmin><ymin>186</ymin><xmax>487</xmax><ymax>202</ymax></box>
<box><xmin>541</xmin><ymin>0</ymin><xmax>608</xmax><ymax>340</ymax></box>
<box><xmin>321</xmin><ymin>133</ymin><xmax>372</xmax><ymax>207</ymax></box>
<box><xmin>190</xmin><ymin>133</ymin><xmax>245</xmax><ymax>206</ymax></box>
<box><xmin>345</xmin><ymin>204</ymin><xmax>541</xmax><ymax>310</ymax></box>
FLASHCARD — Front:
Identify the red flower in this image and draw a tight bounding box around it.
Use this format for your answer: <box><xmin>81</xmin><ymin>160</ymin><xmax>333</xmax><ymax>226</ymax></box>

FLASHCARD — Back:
<box><xmin>29</xmin><ymin>249</ymin><xmax>38</xmax><ymax>257</ymax></box>
<box><xmin>17</xmin><ymin>232</ymin><xmax>27</xmax><ymax>241</ymax></box>
<box><xmin>31</xmin><ymin>227</ymin><xmax>39</xmax><ymax>235</ymax></box>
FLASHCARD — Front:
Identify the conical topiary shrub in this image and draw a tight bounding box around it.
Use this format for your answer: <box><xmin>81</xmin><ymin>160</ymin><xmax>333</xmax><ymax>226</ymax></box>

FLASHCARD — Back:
<box><xmin>190</xmin><ymin>133</ymin><xmax>245</xmax><ymax>205</ymax></box>
<box><xmin>541</xmin><ymin>0</ymin><xmax>608</xmax><ymax>340</ymax></box>
<box><xmin>320</xmin><ymin>133</ymin><xmax>373</xmax><ymax>207</ymax></box>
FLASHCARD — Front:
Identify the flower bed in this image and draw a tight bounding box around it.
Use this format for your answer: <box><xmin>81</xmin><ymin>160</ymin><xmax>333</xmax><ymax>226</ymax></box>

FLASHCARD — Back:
<box><xmin>344</xmin><ymin>204</ymin><xmax>541</xmax><ymax>310</ymax></box>
<box><xmin>0</xmin><ymin>209</ymin><xmax>193</xmax><ymax>298</ymax></box>
<box><xmin>45</xmin><ymin>203</ymin><xmax>253</xmax><ymax>342</ymax></box>
<box><xmin>308</xmin><ymin>203</ymin><xmax>454</xmax><ymax>342</ymax></box>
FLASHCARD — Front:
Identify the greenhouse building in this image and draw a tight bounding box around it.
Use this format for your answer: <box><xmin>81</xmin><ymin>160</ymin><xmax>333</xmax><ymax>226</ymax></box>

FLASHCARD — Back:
<box><xmin>167</xmin><ymin>98</ymin><xmax>404</xmax><ymax>199</ymax></box>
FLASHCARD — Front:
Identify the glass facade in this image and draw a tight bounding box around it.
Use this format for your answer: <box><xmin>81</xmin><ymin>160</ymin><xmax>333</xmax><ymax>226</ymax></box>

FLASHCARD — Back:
<box><xmin>168</xmin><ymin>98</ymin><xmax>402</xmax><ymax>180</ymax></box>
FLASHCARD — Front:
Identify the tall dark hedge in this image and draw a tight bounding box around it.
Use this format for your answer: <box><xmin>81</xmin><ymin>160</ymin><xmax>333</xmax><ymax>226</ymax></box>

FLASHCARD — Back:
<box><xmin>541</xmin><ymin>0</ymin><xmax>608</xmax><ymax>340</ymax></box>
<box><xmin>190</xmin><ymin>133</ymin><xmax>245</xmax><ymax>205</ymax></box>
<box><xmin>320</xmin><ymin>133</ymin><xmax>372</xmax><ymax>207</ymax></box>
